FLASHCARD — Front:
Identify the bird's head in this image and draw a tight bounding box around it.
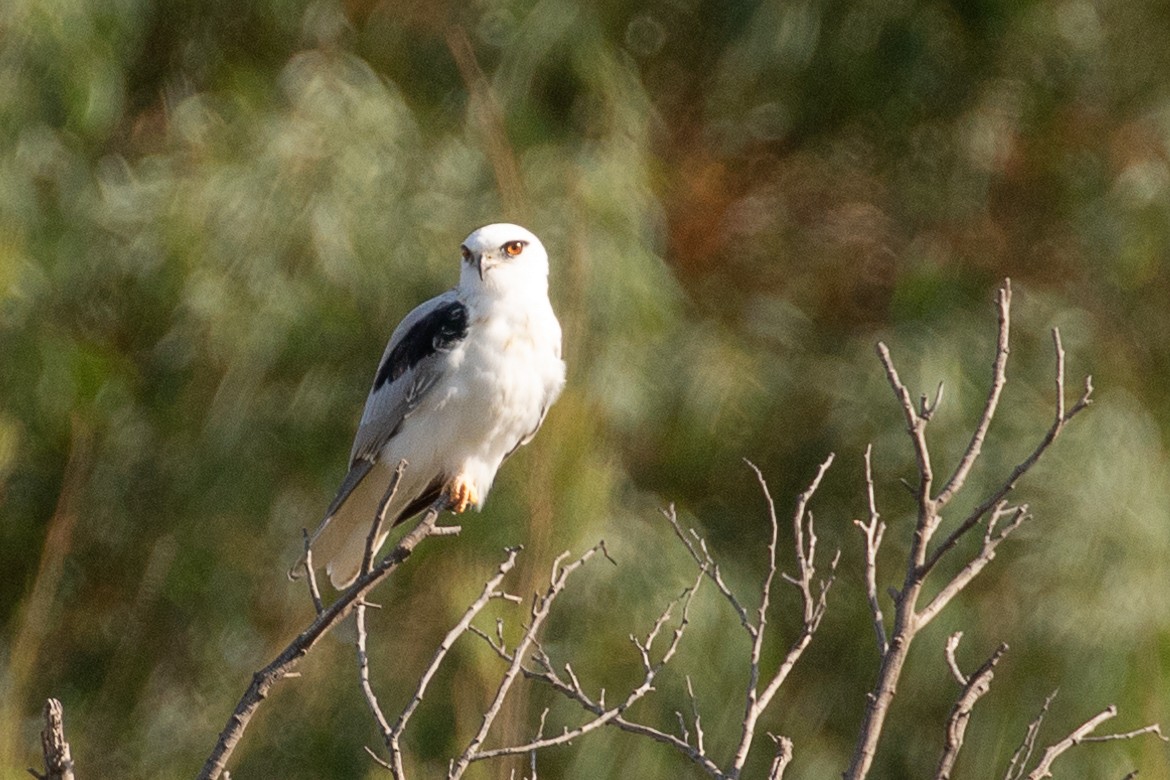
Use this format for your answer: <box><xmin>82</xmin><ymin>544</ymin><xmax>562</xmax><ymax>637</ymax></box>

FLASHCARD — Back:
<box><xmin>459</xmin><ymin>223</ymin><xmax>549</xmax><ymax>295</ymax></box>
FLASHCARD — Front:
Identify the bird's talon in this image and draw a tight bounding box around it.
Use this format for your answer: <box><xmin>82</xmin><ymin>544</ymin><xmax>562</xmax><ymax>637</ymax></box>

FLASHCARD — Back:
<box><xmin>447</xmin><ymin>478</ymin><xmax>479</xmax><ymax>514</ymax></box>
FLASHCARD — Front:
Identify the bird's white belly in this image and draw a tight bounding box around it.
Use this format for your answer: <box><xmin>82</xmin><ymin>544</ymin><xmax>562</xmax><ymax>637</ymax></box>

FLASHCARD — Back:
<box><xmin>378</xmin><ymin>309</ymin><xmax>561</xmax><ymax>505</ymax></box>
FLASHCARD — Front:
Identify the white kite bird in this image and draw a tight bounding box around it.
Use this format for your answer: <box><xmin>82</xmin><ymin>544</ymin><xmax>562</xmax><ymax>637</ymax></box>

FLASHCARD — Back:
<box><xmin>304</xmin><ymin>223</ymin><xmax>565</xmax><ymax>588</ymax></box>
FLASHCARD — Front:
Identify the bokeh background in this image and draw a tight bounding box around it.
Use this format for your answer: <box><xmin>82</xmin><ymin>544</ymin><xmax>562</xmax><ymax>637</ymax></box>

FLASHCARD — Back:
<box><xmin>3</xmin><ymin>0</ymin><xmax>1169</xmax><ymax>777</ymax></box>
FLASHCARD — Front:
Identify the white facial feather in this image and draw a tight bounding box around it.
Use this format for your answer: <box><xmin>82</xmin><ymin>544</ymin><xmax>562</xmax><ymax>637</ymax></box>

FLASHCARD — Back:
<box><xmin>458</xmin><ymin>222</ymin><xmax>550</xmax><ymax>295</ymax></box>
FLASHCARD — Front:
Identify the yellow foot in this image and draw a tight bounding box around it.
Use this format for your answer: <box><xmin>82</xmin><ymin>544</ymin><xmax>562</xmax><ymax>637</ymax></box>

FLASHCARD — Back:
<box><xmin>446</xmin><ymin>476</ymin><xmax>480</xmax><ymax>514</ymax></box>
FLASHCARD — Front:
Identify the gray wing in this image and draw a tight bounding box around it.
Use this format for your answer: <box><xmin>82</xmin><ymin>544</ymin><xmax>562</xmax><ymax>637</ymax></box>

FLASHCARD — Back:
<box><xmin>351</xmin><ymin>288</ymin><xmax>467</xmax><ymax>460</ymax></box>
<box><xmin>329</xmin><ymin>289</ymin><xmax>468</xmax><ymax>511</ymax></box>
<box><xmin>501</xmin><ymin>401</ymin><xmax>552</xmax><ymax>464</ymax></box>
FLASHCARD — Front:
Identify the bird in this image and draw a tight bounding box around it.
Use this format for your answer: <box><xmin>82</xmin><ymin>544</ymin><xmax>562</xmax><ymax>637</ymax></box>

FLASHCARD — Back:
<box><xmin>300</xmin><ymin>223</ymin><xmax>565</xmax><ymax>589</ymax></box>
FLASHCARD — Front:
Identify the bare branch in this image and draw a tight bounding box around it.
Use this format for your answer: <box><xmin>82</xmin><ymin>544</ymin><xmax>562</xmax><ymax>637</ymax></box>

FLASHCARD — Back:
<box><xmin>923</xmin><ymin>329</ymin><xmax>1093</xmax><ymax>576</ymax></box>
<box><xmin>848</xmin><ymin>330</ymin><xmax>947</xmax><ymax>780</ymax></box>
<box><xmin>789</xmin><ymin>455</ymin><xmax>836</xmax><ymax>624</ymax></box>
<box><xmin>1080</xmin><ymin>723</ymin><xmax>1168</xmax><ymax>744</ymax></box>
<box><xmin>944</xmin><ymin>632</ymin><xmax>967</xmax><ymax>685</ymax></box>
<box><xmin>875</xmin><ymin>342</ymin><xmax>934</xmax><ymax>502</ymax></box>
<box><xmin>29</xmin><ymin>699</ymin><xmax>74</xmax><ymax>780</ymax></box>
<box><xmin>430</xmin><ymin>524</ymin><xmax>464</xmax><ymax>537</ymax></box>
<box><xmin>467</xmin><ymin>560</ymin><xmax>726</xmax><ymax>778</ymax></box>
<box><xmin>1006</xmin><ymin>696</ymin><xmax>1170</xmax><ymax>780</ymax></box>
<box><xmin>1005</xmin><ymin>691</ymin><xmax>1058</xmax><ymax>780</ymax></box>
<box><xmin>767</xmin><ymin>735</ymin><xmax>794</xmax><ymax>780</ymax></box>
<box><xmin>301</xmin><ymin>529</ymin><xmax>324</xmax><ymax>615</ymax></box>
<box><xmin>472</xmin><ymin>568</ymin><xmax>703</xmax><ymax>763</ymax></box>
<box><xmin>449</xmin><ymin>543</ymin><xmax>608</xmax><ymax>778</ymax></box>
<box><xmin>739</xmin><ymin>460</ymin><xmax>783</xmax><ymax>749</ymax></box>
<box><xmin>364</xmin><ymin>745</ymin><xmax>395</xmax><ymax>772</ymax></box>
<box><xmin>346</xmin><ymin>547</ymin><xmax>524</xmax><ymax>778</ymax></box>
<box><xmin>1015</xmin><ymin>702</ymin><xmax>1167</xmax><ymax>780</ymax></box>
<box><xmin>663</xmin><ymin>505</ymin><xmax>754</xmax><ymax>637</ymax></box>
<box><xmin>917</xmin><ymin>505</ymin><xmax>1029</xmax><ymax>626</ymax></box>
<box><xmin>355</xmin><ymin>603</ymin><xmax>395</xmax><ymax>771</ymax></box>
<box><xmin>686</xmin><ymin>676</ymin><xmax>706</xmax><ymax>756</ymax></box>
<box><xmin>361</xmin><ymin>461</ymin><xmax>407</xmax><ymax>578</ymax></box>
<box><xmin>197</xmin><ymin>498</ymin><xmax>451</xmax><ymax>780</ymax></box>
<box><xmin>512</xmin><ymin>682</ymin><xmax>724</xmax><ymax>779</ymax></box>
<box><xmin>447</xmin><ymin>457</ymin><xmax>834</xmax><ymax>779</ymax></box>
<box><xmin>745</xmin><ymin>458</ymin><xmax>782</xmax><ymax>644</ymax></box>
<box><xmin>1053</xmin><ymin>329</ymin><xmax>1067</xmax><ymax>423</ymax></box>
<box><xmin>856</xmin><ymin>444</ymin><xmax>888</xmax><ymax>656</ymax></box>
<box><xmin>934</xmin><ymin>637</ymin><xmax>1008</xmax><ymax>780</ymax></box>
<box><xmin>598</xmin><ymin>714</ymin><xmax>724</xmax><ymax>778</ymax></box>
<box><xmin>731</xmin><ymin>456</ymin><xmax>836</xmax><ymax>777</ymax></box>
<box><xmin>528</xmin><ymin>708</ymin><xmax>549</xmax><ymax>780</ymax></box>
<box><xmin>390</xmin><ymin>546</ymin><xmax>523</xmax><ymax>775</ymax></box>
<box><xmin>935</xmin><ymin>282</ymin><xmax>1011</xmax><ymax>509</ymax></box>
<box><xmin>675</xmin><ymin>711</ymin><xmax>691</xmax><ymax>746</ymax></box>
<box><xmin>921</xmin><ymin>381</ymin><xmax>945</xmax><ymax>421</ymax></box>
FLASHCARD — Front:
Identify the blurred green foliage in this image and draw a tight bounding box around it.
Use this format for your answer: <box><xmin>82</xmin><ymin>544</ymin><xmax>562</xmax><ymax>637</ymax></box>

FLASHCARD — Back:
<box><xmin>3</xmin><ymin>0</ymin><xmax>1170</xmax><ymax>777</ymax></box>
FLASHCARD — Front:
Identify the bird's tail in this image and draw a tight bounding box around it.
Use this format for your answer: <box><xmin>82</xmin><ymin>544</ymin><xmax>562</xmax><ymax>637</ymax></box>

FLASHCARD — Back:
<box><xmin>317</xmin><ymin>463</ymin><xmax>403</xmax><ymax>589</ymax></box>
<box><xmin>287</xmin><ymin>460</ymin><xmax>403</xmax><ymax>589</ymax></box>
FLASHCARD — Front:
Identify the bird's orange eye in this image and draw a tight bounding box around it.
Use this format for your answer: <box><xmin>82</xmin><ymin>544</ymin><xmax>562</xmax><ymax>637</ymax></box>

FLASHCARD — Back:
<box><xmin>460</xmin><ymin>246</ymin><xmax>471</xmax><ymax>261</ymax></box>
<box><xmin>503</xmin><ymin>240</ymin><xmax>526</xmax><ymax>257</ymax></box>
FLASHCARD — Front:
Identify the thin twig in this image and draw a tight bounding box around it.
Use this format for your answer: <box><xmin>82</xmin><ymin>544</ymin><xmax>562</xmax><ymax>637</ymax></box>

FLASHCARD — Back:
<box><xmin>856</xmin><ymin>445</ymin><xmax>888</xmax><ymax>656</ymax></box>
<box><xmin>1005</xmin><ymin>691</ymin><xmax>1058</xmax><ymax>780</ymax></box>
<box><xmin>1080</xmin><ymin>723</ymin><xmax>1168</xmax><ymax>744</ymax></box>
<box><xmin>301</xmin><ymin>529</ymin><xmax>324</xmax><ymax>615</ymax></box>
<box><xmin>875</xmin><ymin>342</ymin><xmax>934</xmax><ymax>507</ymax></box>
<box><xmin>529</xmin><ymin>708</ymin><xmax>549</xmax><ymax>780</ymax></box>
<box><xmin>847</xmin><ymin>338</ymin><xmax>942</xmax><ymax>780</ymax></box>
<box><xmin>466</xmin><ymin>555</ymin><xmax>725</xmax><ymax>778</ymax></box>
<box><xmin>944</xmin><ymin>632</ymin><xmax>968</xmax><ymax>685</ymax></box>
<box><xmin>917</xmin><ymin>505</ymin><xmax>1029</xmax><ymax>626</ymax></box>
<box><xmin>663</xmin><ymin>505</ymin><xmax>754</xmax><ymax>636</ymax></box>
<box><xmin>935</xmin><ymin>282</ymin><xmax>1012</xmax><ymax>509</ymax></box>
<box><xmin>355</xmin><ymin>603</ymin><xmax>394</xmax><ymax>768</ymax></box>
<box><xmin>336</xmin><ymin>424</ymin><xmax>1019</xmax><ymax>780</ymax></box>
<box><xmin>361</xmin><ymin>461</ymin><xmax>407</xmax><ymax>578</ymax></box>
<box><xmin>686</xmin><ymin>676</ymin><xmax>705</xmax><ymax>755</ymax></box>
<box><xmin>746</xmin><ymin>458</ymin><xmax>782</xmax><ymax>639</ymax></box>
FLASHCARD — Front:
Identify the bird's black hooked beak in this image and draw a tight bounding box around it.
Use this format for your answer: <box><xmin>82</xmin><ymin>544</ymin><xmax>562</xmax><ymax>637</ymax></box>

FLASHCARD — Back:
<box><xmin>475</xmin><ymin>254</ymin><xmax>485</xmax><ymax>281</ymax></box>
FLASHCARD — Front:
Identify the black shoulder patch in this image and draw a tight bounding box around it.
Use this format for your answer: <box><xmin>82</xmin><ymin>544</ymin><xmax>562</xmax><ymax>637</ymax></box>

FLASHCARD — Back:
<box><xmin>373</xmin><ymin>300</ymin><xmax>469</xmax><ymax>392</ymax></box>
